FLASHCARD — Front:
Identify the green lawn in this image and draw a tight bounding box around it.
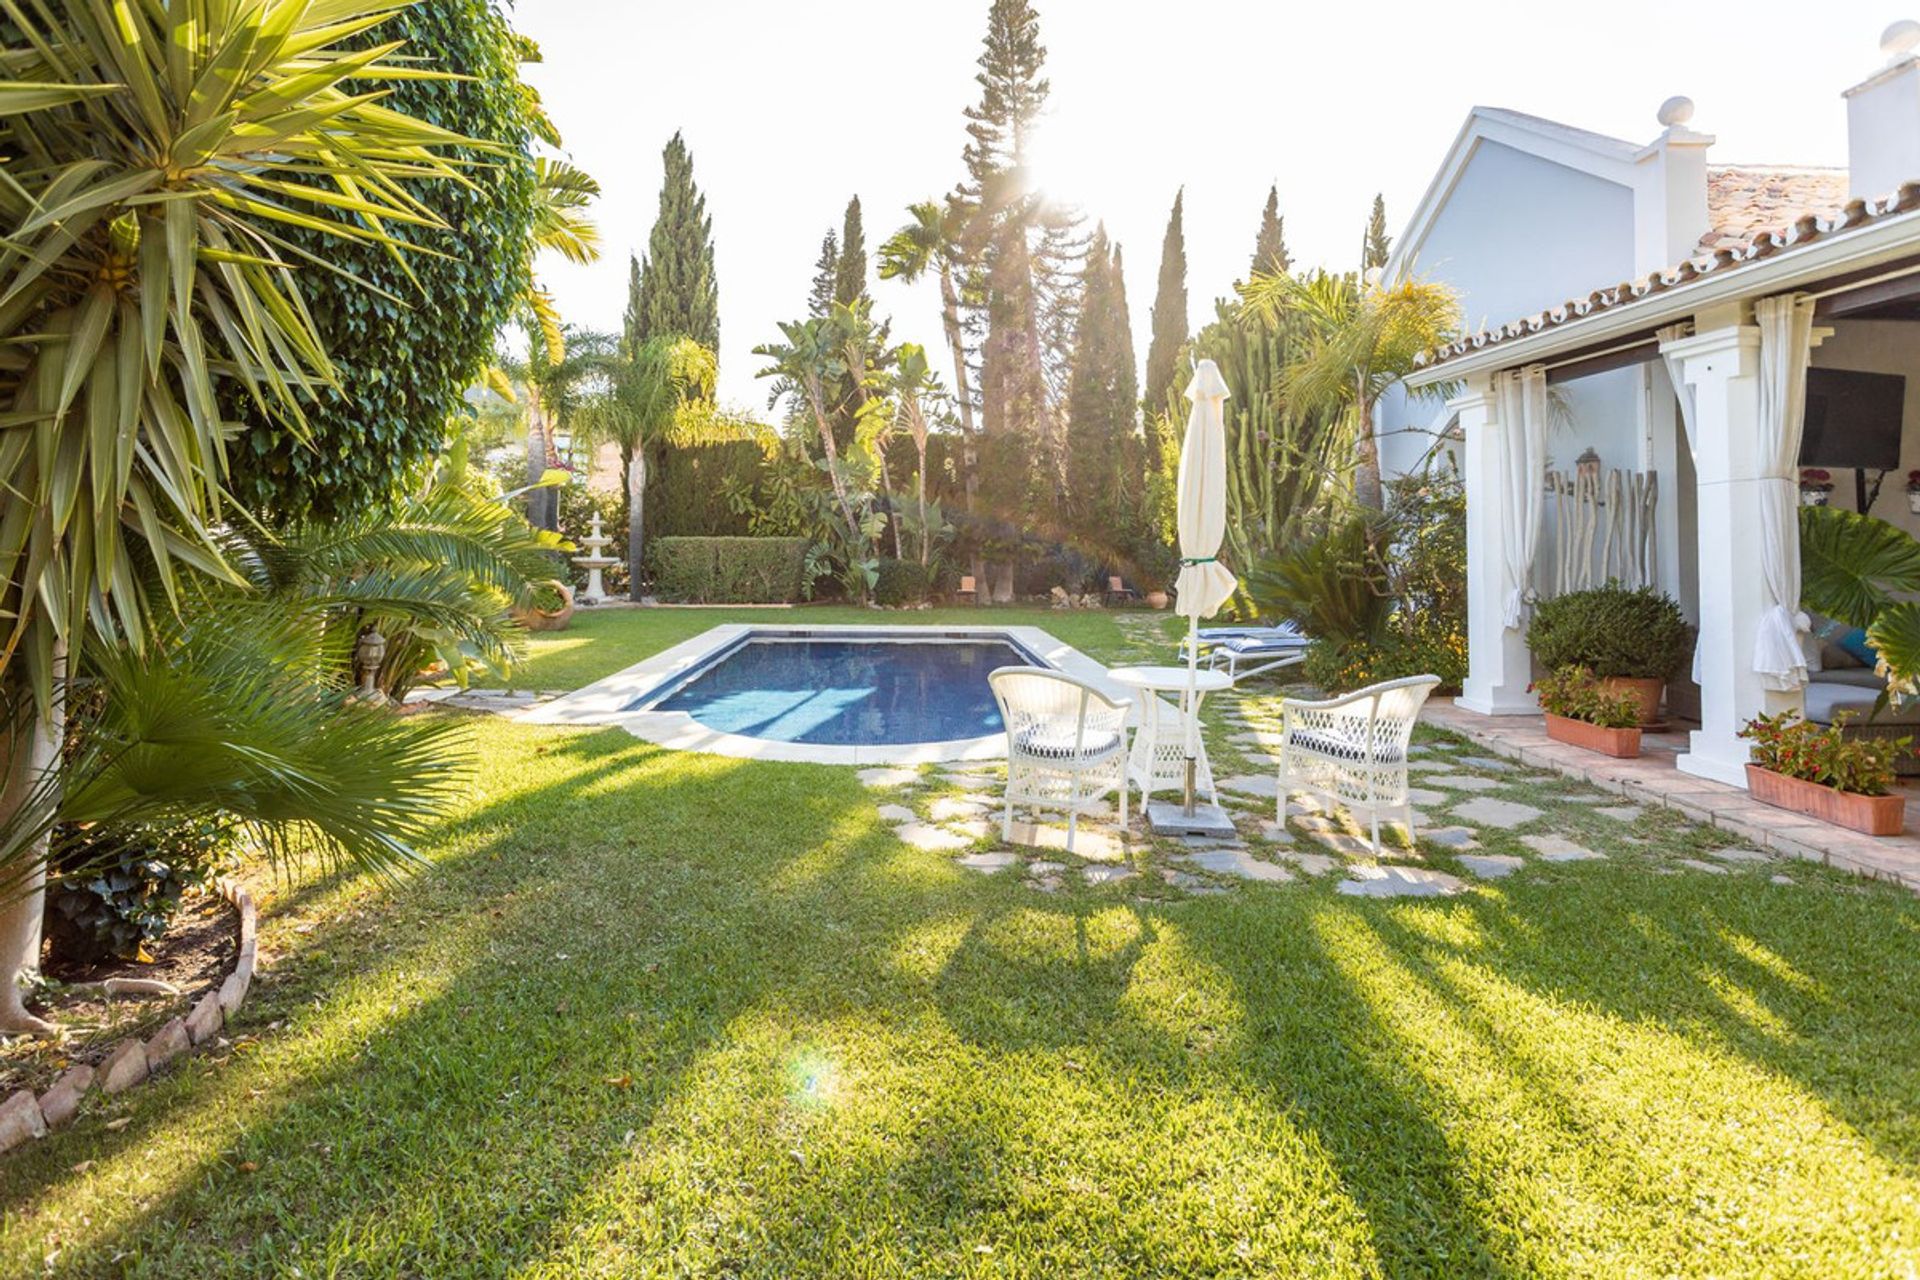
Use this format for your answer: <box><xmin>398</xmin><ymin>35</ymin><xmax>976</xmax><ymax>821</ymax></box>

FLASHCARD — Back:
<box><xmin>5</xmin><ymin>609</ymin><xmax>1919</xmax><ymax>1277</ymax></box>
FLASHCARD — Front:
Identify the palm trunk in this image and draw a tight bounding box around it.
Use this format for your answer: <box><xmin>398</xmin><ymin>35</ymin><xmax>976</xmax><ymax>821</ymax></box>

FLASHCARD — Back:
<box><xmin>808</xmin><ymin>380</ymin><xmax>867</xmax><ymax>602</ymax></box>
<box><xmin>940</xmin><ymin>264</ymin><xmax>986</xmax><ymax>592</ymax></box>
<box><xmin>1354</xmin><ymin>378</ymin><xmax>1384</xmax><ymax>511</ymax></box>
<box><xmin>628</xmin><ymin>449</ymin><xmax>647</xmax><ymax>603</ymax></box>
<box><xmin>916</xmin><ymin>434</ymin><xmax>930</xmax><ymax>567</ymax></box>
<box><xmin>526</xmin><ymin>407</ymin><xmax>557</xmax><ymax>532</ymax></box>
<box><xmin>0</xmin><ymin>644</ymin><xmax>65</xmax><ymax>1035</ymax></box>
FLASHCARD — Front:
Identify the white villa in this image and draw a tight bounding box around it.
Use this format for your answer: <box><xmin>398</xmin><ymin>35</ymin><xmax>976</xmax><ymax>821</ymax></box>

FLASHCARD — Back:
<box><xmin>1377</xmin><ymin>21</ymin><xmax>1920</xmax><ymax>790</ymax></box>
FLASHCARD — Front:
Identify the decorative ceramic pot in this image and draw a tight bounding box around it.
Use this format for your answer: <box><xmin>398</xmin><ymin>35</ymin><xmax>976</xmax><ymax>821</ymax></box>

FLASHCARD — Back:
<box><xmin>1600</xmin><ymin>676</ymin><xmax>1664</xmax><ymax>728</ymax></box>
<box><xmin>1745</xmin><ymin>764</ymin><xmax>1904</xmax><ymax>836</ymax></box>
<box><xmin>1544</xmin><ymin>713</ymin><xmax>1642</xmax><ymax>759</ymax></box>
<box><xmin>516</xmin><ymin>580</ymin><xmax>575</xmax><ymax>633</ymax></box>
<box><xmin>1145</xmin><ymin>590</ymin><xmax>1169</xmax><ymax>610</ymax></box>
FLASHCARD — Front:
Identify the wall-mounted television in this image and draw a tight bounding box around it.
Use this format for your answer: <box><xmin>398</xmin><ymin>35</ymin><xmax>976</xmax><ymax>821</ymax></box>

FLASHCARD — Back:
<box><xmin>1799</xmin><ymin>368</ymin><xmax>1908</xmax><ymax>470</ymax></box>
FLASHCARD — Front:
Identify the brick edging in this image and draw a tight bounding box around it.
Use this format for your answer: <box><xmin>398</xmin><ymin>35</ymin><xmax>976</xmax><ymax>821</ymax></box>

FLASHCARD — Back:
<box><xmin>0</xmin><ymin>878</ymin><xmax>258</xmax><ymax>1156</ymax></box>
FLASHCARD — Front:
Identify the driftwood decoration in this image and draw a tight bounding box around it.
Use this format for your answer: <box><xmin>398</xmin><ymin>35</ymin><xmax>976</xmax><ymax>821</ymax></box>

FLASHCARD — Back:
<box><xmin>1546</xmin><ymin>467</ymin><xmax>1658</xmax><ymax>595</ymax></box>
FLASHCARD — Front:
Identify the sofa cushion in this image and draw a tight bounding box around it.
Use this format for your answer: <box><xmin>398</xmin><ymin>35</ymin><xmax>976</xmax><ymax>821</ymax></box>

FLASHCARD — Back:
<box><xmin>1813</xmin><ymin>668</ymin><xmax>1886</xmax><ymax>689</ymax></box>
<box><xmin>1803</xmin><ymin>682</ymin><xmax>1920</xmax><ymax>727</ymax></box>
<box><xmin>1835</xmin><ymin>627</ymin><xmax>1881</xmax><ymax>667</ymax></box>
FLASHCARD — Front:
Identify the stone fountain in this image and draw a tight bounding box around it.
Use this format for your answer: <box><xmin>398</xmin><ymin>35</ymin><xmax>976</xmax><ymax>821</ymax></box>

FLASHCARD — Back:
<box><xmin>571</xmin><ymin>512</ymin><xmax>621</xmax><ymax>605</ymax></box>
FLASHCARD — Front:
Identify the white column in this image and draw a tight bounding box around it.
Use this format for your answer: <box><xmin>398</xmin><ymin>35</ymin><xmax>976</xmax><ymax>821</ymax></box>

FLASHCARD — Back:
<box><xmin>1457</xmin><ymin>374</ymin><xmax>1537</xmax><ymax>715</ymax></box>
<box><xmin>1664</xmin><ymin>322</ymin><xmax>1806</xmax><ymax>787</ymax></box>
<box><xmin>1640</xmin><ymin>360</ymin><xmax>1687</xmax><ymax>604</ymax></box>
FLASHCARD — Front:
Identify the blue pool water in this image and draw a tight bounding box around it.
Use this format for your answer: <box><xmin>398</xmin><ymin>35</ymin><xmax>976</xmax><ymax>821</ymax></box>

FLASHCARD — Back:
<box><xmin>645</xmin><ymin>636</ymin><xmax>1038</xmax><ymax>745</ymax></box>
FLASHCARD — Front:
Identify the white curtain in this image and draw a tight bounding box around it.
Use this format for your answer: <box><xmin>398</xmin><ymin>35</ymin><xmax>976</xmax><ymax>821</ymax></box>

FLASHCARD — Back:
<box><xmin>1754</xmin><ymin>294</ymin><xmax>1818</xmax><ymax>691</ymax></box>
<box><xmin>1495</xmin><ymin>365</ymin><xmax>1549</xmax><ymax>629</ymax></box>
<box><xmin>1658</xmin><ymin>322</ymin><xmax>1705</xmax><ymax>685</ymax></box>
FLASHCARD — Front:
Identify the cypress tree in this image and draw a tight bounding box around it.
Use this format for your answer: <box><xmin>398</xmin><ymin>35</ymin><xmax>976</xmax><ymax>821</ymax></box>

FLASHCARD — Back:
<box><xmin>1251</xmin><ymin>185</ymin><xmax>1291</xmax><ymax>277</ymax></box>
<box><xmin>833</xmin><ymin>196</ymin><xmax>869</xmax><ymax>309</ymax></box>
<box><xmin>1362</xmin><ymin>193</ymin><xmax>1392</xmax><ymax>270</ymax></box>
<box><xmin>1141</xmin><ymin>188</ymin><xmax>1188</xmax><ymax>469</ymax></box>
<box><xmin>807</xmin><ymin>229</ymin><xmax>839</xmax><ymax>318</ymax></box>
<box><xmin>1064</xmin><ymin>226</ymin><xmax>1138</xmax><ymax>546</ymax></box>
<box><xmin>635</xmin><ymin>131</ymin><xmax>720</xmax><ymax>352</ymax></box>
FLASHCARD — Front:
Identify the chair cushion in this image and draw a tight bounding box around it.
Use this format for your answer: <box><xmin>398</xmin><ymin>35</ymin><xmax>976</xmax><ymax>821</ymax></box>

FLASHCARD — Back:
<box><xmin>1813</xmin><ymin>668</ymin><xmax>1885</xmax><ymax>690</ymax></box>
<box><xmin>1221</xmin><ymin>634</ymin><xmax>1310</xmax><ymax>654</ymax></box>
<box><xmin>1285</xmin><ymin>731</ymin><xmax>1402</xmax><ymax>764</ymax></box>
<box><xmin>1013</xmin><ymin>724</ymin><xmax>1124</xmax><ymax>761</ymax></box>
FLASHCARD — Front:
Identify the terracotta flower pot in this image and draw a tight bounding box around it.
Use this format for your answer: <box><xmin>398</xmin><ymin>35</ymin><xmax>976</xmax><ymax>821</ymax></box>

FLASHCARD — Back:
<box><xmin>1145</xmin><ymin>590</ymin><xmax>1169</xmax><ymax>610</ymax></box>
<box><xmin>1745</xmin><ymin>764</ymin><xmax>1905</xmax><ymax>836</ymax></box>
<box><xmin>515</xmin><ymin>580</ymin><xmax>575</xmax><ymax>632</ymax></box>
<box><xmin>1600</xmin><ymin>676</ymin><xmax>1665</xmax><ymax>729</ymax></box>
<box><xmin>1545</xmin><ymin>713</ymin><xmax>1642</xmax><ymax>758</ymax></box>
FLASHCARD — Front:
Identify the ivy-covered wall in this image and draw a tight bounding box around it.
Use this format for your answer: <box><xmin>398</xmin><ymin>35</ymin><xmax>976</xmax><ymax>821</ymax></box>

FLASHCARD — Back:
<box><xmin>228</xmin><ymin>0</ymin><xmax>538</xmax><ymax>521</ymax></box>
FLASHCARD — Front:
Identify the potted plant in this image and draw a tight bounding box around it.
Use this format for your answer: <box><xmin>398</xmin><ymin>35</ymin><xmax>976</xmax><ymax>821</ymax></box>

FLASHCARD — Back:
<box><xmin>1739</xmin><ymin>711</ymin><xmax>1908</xmax><ymax>835</ymax></box>
<box><xmin>1526</xmin><ymin>584</ymin><xmax>1692</xmax><ymax>728</ymax></box>
<box><xmin>1800</xmin><ymin>469</ymin><xmax>1834</xmax><ymax>507</ymax></box>
<box><xmin>515</xmin><ymin>579</ymin><xmax>574</xmax><ymax>632</ymax></box>
<box><xmin>1535</xmin><ymin>666</ymin><xmax>1643</xmax><ymax>757</ymax></box>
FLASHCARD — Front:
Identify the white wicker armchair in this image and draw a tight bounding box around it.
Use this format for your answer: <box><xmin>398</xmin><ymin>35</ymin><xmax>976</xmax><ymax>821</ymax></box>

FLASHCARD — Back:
<box><xmin>1276</xmin><ymin>675</ymin><xmax>1441</xmax><ymax>854</ymax></box>
<box><xmin>988</xmin><ymin>667</ymin><xmax>1133</xmax><ymax>854</ymax></box>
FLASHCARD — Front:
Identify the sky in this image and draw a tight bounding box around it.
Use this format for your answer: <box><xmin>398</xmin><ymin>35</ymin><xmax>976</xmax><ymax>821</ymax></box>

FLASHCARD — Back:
<box><xmin>514</xmin><ymin>0</ymin><xmax>1908</xmax><ymax>411</ymax></box>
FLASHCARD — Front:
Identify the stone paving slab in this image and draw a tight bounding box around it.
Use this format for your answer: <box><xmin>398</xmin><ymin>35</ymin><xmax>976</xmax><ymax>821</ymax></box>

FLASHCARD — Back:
<box><xmin>1336</xmin><ymin>866</ymin><xmax>1466</xmax><ymax>898</ymax></box>
<box><xmin>1449</xmin><ymin>798</ymin><xmax>1544</xmax><ymax>829</ymax></box>
<box><xmin>875</xmin><ymin>804</ymin><xmax>916</xmax><ymax>823</ymax></box>
<box><xmin>1458</xmin><ymin>854</ymin><xmax>1525</xmax><ymax>879</ymax></box>
<box><xmin>939</xmin><ymin>772</ymin><xmax>998</xmax><ymax>792</ymax></box>
<box><xmin>1277</xmin><ymin>851</ymin><xmax>1340</xmax><ymax>876</ymax></box>
<box><xmin>1594</xmin><ymin>805</ymin><xmax>1645</xmax><ymax>823</ymax></box>
<box><xmin>1520</xmin><ymin>834</ymin><xmax>1604</xmax><ymax>862</ymax></box>
<box><xmin>896</xmin><ymin>822</ymin><xmax>973</xmax><ymax>852</ymax></box>
<box><xmin>1676</xmin><ymin>858</ymin><xmax>1728</xmax><ymax>875</ymax></box>
<box><xmin>1161</xmin><ymin>868</ymin><xmax>1229</xmax><ymax>894</ymax></box>
<box><xmin>1706</xmin><ymin>846</ymin><xmax>1771</xmax><ymax>863</ymax></box>
<box><xmin>1084</xmin><ymin>865</ymin><xmax>1138</xmax><ymax>886</ymax></box>
<box><xmin>1180</xmin><ymin>848</ymin><xmax>1294</xmax><ymax>883</ymax></box>
<box><xmin>1421</xmin><ymin>826</ymin><xmax>1482</xmax><ymax>851</ymax></box>
<box><xmin>1217</xmin><ymin>774</ymin><xmax>1279</xmax><ymax>799</ymax></box>
<box><xmin>1006</xmin><ymin>822</ymin><xmax>1126</xmax><ymax>862</ymax></box>
<box><xmin>1455</xmin><ymin>756</ymin><xmax>1517</xmax><ymax>772</ymax></box>
<box><xmin>859</xmin><ymin>767</ymin><xmax>922</xmax><ymax>789</ymax></box>
<box><xmin>957</xmin><ymin>850</ymin><xmax>1021</xmax><ymax>873</ymax></box>
<box><xmin>1424</xmin><ymin>774</ymin><xmax>1507</xmax><ymax>792</ymax></box>
<box><xmin>930</xmin><ymin>796</ymin><xmax>993</xmax><ymax>821</ymax></box>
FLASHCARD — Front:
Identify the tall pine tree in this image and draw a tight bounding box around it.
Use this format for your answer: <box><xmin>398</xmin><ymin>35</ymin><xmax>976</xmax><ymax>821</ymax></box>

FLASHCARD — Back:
<box><xmin>807</xmin><ymin>229</ymin><xmax>839</xmax><ymax>318</ymax></box>
<box><xmin>1141</xmin><ymin>188</ymin><xmax>1188</xmax><ymax>470</ymax></box>
<box><xmin>833</xmin><ymin>196</ymin><xmax>870</xmax><ymax>309</ymax></box>
<box><xmin>1251</xmin><ymin>185</ymin><xmax>1291</xmax><ymax>277</ymax></box>
<box><xmin>634</xmin><ymin>131</ymin><xmax>720</xmax><ymax>353</ymax></box>
<box><xmin>1064</xmin><ymin>225</ymin><xmax>1138</xmax><ymax>548</ymax></box>
<box><xmin>956</xmin><ymin>0</ymin><xmax>1080</xmax><ymax>503</ymax></box>
<box><xmin>1362</xmin><ymin>193</ymin><xmax>1392</xmax><ymax>270</ymax></box>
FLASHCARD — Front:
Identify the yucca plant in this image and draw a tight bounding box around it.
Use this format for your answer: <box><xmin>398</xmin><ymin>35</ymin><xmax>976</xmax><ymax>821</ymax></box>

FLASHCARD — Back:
<box><xmin>0</xmin><ymin>0</ymin><xmax>485</xmax><ymax>1031</ymax></box>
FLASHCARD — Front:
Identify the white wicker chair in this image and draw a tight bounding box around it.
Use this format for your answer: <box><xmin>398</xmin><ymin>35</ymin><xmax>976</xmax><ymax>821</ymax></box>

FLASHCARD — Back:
<box><xmin>1276</xmin><ymin>675</ymin><xmax>1441</xmax><ymax>854</ymax></box>
<box><xmin>988</xmin><ymin>667</ymin><xmax>1133</xmax><ymax>854</ymax></box>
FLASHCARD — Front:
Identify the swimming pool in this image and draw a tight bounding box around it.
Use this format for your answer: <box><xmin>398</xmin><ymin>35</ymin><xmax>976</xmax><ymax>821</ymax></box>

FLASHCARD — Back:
<box><xmin>521</xmin><ymin>624</ymin><xmax>1117</xmax><ymax>765</ymax></box>
<box><xmin>640</xmin><ymin>634</ymin><xmax>1044</xmax><ymax>745</ymax></box>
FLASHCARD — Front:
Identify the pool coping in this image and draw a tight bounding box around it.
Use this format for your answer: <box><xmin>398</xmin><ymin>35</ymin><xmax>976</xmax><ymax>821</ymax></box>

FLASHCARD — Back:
<box><xmin>515</xmin><ymin>623</ymin><xmax>1129</xmax><ymax>765</ymax></box>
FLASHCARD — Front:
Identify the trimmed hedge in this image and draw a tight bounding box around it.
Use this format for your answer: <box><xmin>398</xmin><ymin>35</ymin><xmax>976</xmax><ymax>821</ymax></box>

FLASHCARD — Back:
<box><xmin>1527</xmin><ymin>584</ymin><xmax>1693</xmax><ymax>679</ymax></box>
<box><xmin>650</xmin><ymin>537</ymin><xmax>808</xmax><ymax>604</ymax></box>
<box><xmin>874</xmin><ymin>559</ymin><xmax>932</xmax><ymax>607</ymax></box>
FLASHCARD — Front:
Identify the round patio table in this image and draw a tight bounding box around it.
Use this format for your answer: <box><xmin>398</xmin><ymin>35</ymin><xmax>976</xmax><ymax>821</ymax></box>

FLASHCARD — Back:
<box><xmin>1107</xmin><ymin>665</ymin><xmax>1232</xmax><ymax>808</ymax></box>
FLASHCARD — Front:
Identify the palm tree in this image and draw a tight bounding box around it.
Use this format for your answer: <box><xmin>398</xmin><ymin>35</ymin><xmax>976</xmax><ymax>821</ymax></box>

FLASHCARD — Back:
<box><xmin>521</xmin><ymin>157</ymin><xmax>603</xmax><ymax>364</ymax></box>
<box><xmin>1240</xmin><ymin>271</ymin><xmax>1460</xmax><ymax>511</ymax></box>
<box><xmin>755</xmin><ymin>304</ymin><xmax>889</xmax><ymax>601</ymax></box>
<box><xmin>880</xmin><ymin>201</ymin><xmax>979</xmax><ymax>509</ymax></box>
<box><xmin>891</xmin><ymin>345</ymin><xmax>948</xmax><ymax>566</ymax></box>
<box><xmin>575</xmin><ymin>336</ymin><xmax>723</xmax><ymax>600</ymax></box>
<box><xmin>0</xmin><ymin>0</ymin><xmax>483</xmax><ymax>1032</ymax></box>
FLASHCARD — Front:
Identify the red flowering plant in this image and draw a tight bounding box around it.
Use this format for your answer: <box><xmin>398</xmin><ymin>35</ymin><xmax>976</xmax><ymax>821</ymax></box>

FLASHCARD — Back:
<box><xmin>1799</xmin><ymin>468</ymin><xmax>1834</xmax><ymax>490</ymax></box>
<box><xmin>1739</xmin><ymin>711</ymin><xmax>1907</xmax><ymax>796</ymax></box>
<box><xmin>1907</xmin><ymin>470</ymin><xmax>1920</xmax><ymax>494</ymax></box>
<box><xmin>1534</xmin><ymin>666</ymin><xmax>1639</xmax><ymax>729</ymax></box>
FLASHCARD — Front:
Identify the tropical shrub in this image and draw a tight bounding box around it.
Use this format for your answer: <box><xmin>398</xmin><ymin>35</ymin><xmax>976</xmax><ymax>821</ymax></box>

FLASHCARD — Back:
<box><xmin>1740</xmin><ymin>711</ymin><xmax>1906</xmax><ymax>796</ymax></box>
<box><xmin>45</xmin><ymin>820</ymin><xmax>235</xmax><ymax>964</ymax></box>
<box><xmin>874</xmin><ymin>559</ymin><xmax>933</xmax><ymax>607</ymax></box>
<box><xmin>1527</xmin><ymin>585</ymin><xmax>1692</xmax><ymax>680</ymax></box>
<box><xmin>651</xmin><ymin>538</ymin><xmax>809</xmax><ymax>604</ymax></box>
<box><xmin>226</xmin><ymin>0</ymin><xmax>541</xmax><ymax>521</ymax></box>
<box><xmin>1535</xmin><ymin>667</ymin><xmax>1640</xmax><ymax>729</ymax></box>
<box><xmin>1798</xmin><ymin>503</ymin><xmax>1920</xmax><ymax>702</ymax></box>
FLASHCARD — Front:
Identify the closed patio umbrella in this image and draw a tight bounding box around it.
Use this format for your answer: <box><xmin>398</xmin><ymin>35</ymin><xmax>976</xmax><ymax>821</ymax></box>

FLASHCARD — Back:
<box><xmin>1175</xmin><ymin>358</ymin><xmax>1237</xmax><ymax>811</ymax></box>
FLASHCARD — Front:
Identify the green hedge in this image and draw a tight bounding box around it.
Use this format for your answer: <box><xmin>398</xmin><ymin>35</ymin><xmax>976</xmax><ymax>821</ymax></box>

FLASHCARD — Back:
<box><xmin>650</xmin><ymin>537</ymin><xmax>809</xmax><ymax>603</ymax></box>
<box><xmin>874</xmin><ymin>559</ymin><xmax>932</xmax><ymax>607</ymax></box>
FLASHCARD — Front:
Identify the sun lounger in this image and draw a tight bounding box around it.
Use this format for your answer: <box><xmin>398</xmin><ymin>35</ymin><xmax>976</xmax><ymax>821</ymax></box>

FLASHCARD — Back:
<box><xmin>1178</xmin><ymin>623</ymin><xmax>1310</xmax><ymax>680</ymax></box>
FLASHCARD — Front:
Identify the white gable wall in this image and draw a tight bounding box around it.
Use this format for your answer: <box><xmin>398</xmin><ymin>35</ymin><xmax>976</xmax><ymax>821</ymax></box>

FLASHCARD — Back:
<box><xmin>1378</xmin><ymin>141</ymin><xmax>1647</xmax><ymax>591</ymax></box>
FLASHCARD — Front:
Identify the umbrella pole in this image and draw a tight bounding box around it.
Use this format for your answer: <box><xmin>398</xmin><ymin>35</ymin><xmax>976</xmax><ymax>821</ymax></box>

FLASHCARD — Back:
<box><xmin>1183</xmin><ymin>615</ymin><xmax>1200</xmax><ymax>815</ymax></box>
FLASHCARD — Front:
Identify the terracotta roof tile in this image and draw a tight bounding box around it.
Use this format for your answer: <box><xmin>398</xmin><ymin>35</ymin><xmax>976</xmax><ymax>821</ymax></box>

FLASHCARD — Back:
<box><xmin>1701</xmin><ymin>164</ymin><xmax>1852</xmax><ymax>254</ymax></box>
